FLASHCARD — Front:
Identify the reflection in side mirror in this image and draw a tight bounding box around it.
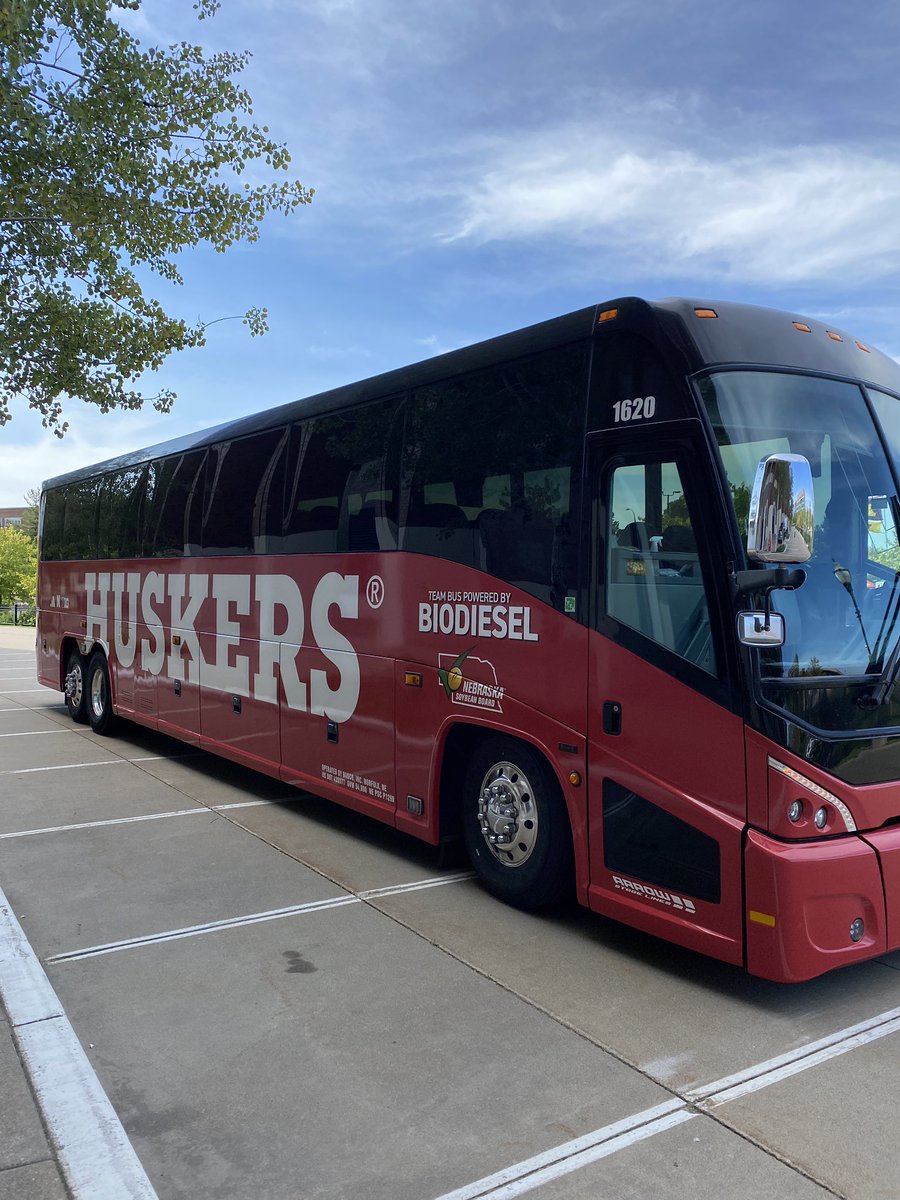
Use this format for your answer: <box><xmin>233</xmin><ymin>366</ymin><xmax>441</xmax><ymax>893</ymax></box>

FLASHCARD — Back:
<box><xmin>737</xmin><ymin>611</ymin><xmax>786</xmax><ymax>647</ymax></box>
<box><xmin>747</xmin><ymin>454</ymin><xmax>815</xmax><ymax>564</ymax></box>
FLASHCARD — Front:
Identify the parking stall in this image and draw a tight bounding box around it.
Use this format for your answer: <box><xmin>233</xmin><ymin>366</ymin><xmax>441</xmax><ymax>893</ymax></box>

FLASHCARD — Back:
<box><xmin>4</xmin><ymin>625</ymin><xmax>900</xmax><ymax>1199</ymax></box>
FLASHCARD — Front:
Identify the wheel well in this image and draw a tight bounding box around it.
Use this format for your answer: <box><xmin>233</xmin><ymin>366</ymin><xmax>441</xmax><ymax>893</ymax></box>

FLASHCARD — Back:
<box><xmin>60</xmin><ymin>636</ymin><xmax>81</xmax><ymax>688</ymax></box>
<box><xmin>438</xmin><ymin>725</ymin><xmax>570</xmax><ymax>846</ymax></box>
<box><xmin>60</xmin><ymin>638</ymin><xmax>105</xmax><ymax>690</ymax></box>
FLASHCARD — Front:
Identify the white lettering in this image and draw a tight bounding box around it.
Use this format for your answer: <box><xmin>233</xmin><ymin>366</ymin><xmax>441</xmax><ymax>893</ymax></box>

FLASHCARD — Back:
<box><xmin>140</xmin><ymin>572</ymin><xmax>166</xmax><ymax>675</ymax></box>
<box><xmin>254</xmin><ymin>574</ymin><xmax>307</xmax><ymax>711</ymax></box>
<box><xmin>310</xmin><ymin>573</ymin><xmax>360</xmax><ymax>723</ymax></box>
<box><xmin>166</xmin><ymin>574</ymin><xmax>209</xmax><ymax>683</ymax></box>
<box><xmin>80</xmin><ymin>569</ymin><xmax>364</xmax><ymax>722</ymax></box>
<box><xmin>111</xmin><ymin>571</ymin><xmax>141</xmax><ymax>668</ymax></box>
<box><xmin>417</xmin><ymin>600</ymin><xmax>539</xmax><ymax>642</ymax></box>
<box><xmin>205</xmin><ymin>575</ymin><xmax>251</xmax><ymax>696</ymax></box>
<box><xmin>85</xmin><ymin>571</ymin><xmax>109</xmax><ymax>645</ymax></box>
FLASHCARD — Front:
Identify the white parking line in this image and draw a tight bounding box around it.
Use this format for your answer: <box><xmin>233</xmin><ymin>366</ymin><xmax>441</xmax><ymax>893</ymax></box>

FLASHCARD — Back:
<box><xmin>0</xmin><ymin>728</ymin><xmax>73</xmax><ymax>738</ymax></box>
<box><xmin>432</xmin><ymin>1103</ymin><xmax>697</xmax><ymax>1200</ymax></box>
<box><xmin>688</xmin><ymin>1005</ymin><xmax>900</xmax><ymax>1106</ymax></box>
<box><xmin>3</xmin><ymin>752</ymin><xmax>203</xmax><ymax>775</ymax></box>
<box><xmin>46</xmin><ymin>872</ymin><xmax>476</xmax><ymax>962</ymax></box>
<box><xmin>430</xmin><ymin>1005</ymin><xmax>900</xmax><ymax>1200</ymax></box>
<box><xmin>0</xmin><ymin>799</ymin><xmax>275</xmax><ymax>840</ymax></box>
<box><xmin>5</xmin><ymin>759</ymin><xmax>127</xmax><ymax>774</ymax></box>
<box><xmin>0</xmin><ymin>889</ymin><xmax>158</xmax><ymax>1199</ymax></box>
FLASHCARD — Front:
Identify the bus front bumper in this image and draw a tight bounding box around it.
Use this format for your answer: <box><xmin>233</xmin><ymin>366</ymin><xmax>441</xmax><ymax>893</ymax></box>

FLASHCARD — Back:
<box><xmin>744</xmin><ymin>827</ymin><xmax>900</xmax><ymax>983</ymax></box>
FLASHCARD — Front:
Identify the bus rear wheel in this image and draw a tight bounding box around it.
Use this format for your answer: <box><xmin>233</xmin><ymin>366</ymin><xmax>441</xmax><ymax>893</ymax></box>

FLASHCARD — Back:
<box><xmin>462</xmin><ymin>737</ymin><xmax>573</xmax><ymax>911</ymax></box>
<box><xmin>63</xmin><ymin>648</ymin><xmax>88</xmax><ymax>724</ymax></box>
<box><xmin>86</xmin><ymin>651</ymin><xmax>117</xmax><ymax>736</ymax></box>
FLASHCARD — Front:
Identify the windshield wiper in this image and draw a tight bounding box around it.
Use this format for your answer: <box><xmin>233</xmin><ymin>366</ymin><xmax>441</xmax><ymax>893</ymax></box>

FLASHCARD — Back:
<box><xmin>833</xmin><ymin>562</ymin><xmax>872</xmax><ymax>658</ymax></box>
<box><xmin>860</xmin><ymin>566</ymin><xmax>900</xmax><ymax>706</ymax></box>
<box><xmin>868</xmin><ymin>639</ymin><xmax>900</xmax><ymax>706</ymax></box>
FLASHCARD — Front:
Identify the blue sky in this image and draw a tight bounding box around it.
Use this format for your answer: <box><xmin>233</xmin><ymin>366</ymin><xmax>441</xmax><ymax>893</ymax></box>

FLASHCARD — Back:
<box><xmin>3</xmin><ymin>0</ymin><xmax>900</xmax><ymax>505</ymax></box>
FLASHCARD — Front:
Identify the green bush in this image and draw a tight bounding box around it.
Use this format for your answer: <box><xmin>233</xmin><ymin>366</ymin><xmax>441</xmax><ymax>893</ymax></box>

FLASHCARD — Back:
<box><xmin>0</xmin><ymin>605</ymin><xmax>36</xmax><ymax>626</ymax></box>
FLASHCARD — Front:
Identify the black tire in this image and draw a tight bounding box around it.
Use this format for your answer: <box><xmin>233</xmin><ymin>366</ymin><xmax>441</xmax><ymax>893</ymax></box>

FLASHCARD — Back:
<box><xmin>85</xmin><ymin>651</ymin><xmax>117</xmax><ymax>736</ymax></box>
<box><xmin>63</xmin><ymin>647</ymin><xmax>88</xmax><ymax>724</ymax></box>
<box><xmin>462</xmin><ymin>736</ymin><xmax>573</xmax><ymax>911</ymax></box>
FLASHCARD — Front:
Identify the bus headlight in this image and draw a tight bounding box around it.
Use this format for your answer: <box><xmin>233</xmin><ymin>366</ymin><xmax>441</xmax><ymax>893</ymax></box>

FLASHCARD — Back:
<box><xmin>768</xmin><ymin>757</ymin><xmax>857</xmax><ymax>836</ymax></box>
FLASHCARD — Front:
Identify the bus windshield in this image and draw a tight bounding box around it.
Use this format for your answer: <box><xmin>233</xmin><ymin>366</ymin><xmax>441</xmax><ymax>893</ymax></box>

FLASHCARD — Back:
<box><xmin>700</xmin><ymin>370</ymin><xmax>900</xmax><ymax>732</ymax></box>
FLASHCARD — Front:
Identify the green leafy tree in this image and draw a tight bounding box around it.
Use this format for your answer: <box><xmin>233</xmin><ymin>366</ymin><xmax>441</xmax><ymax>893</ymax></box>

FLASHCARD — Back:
<box><xmin>19</xmin><ymin>486</ymin><xmax>39</xmax><ymax>539</ymax></box>
<box><xmin>0</xmin><ymin>524</ymin><xmax>38</xmax><ymax>603</ymax></box>
<box><xmin>0</xmin><ymin>0</ymin><xmax>313</xmax><ymax>436</ymax></box>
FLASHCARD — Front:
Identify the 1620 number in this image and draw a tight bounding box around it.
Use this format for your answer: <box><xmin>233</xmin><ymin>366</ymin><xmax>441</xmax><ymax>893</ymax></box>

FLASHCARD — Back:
<box><xmin>613</xmin><ymin>395</ymin><xmax>656</xmax><ymax>423</ymax></box>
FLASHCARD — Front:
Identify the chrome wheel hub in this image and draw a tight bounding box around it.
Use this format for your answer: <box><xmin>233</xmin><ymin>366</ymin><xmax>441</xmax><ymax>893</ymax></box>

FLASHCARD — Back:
<box><xmin>64</xmin><ymin>664</ymin><xmax>83</xmax><ymax>707</ymax></box>
<box><xmin>476</xmin><ymin>761</ymin><xmax>538</xmax><ymax>867</ymax></box>
<box><xmin>89</xmin><ymin>668</ymin><xmax>106</xmax><ymax>720</ymax></box>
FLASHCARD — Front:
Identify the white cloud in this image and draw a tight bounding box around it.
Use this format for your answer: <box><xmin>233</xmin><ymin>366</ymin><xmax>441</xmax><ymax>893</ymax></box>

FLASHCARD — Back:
<box><xmin>440</xmin><ymin>132</ymin><xmax>900</xmax><ymax>287</ymax></box>
<box><xmin>0</xmin><ymin>406</ymin><xmax>206</xmax><ymax>507</ymax></box>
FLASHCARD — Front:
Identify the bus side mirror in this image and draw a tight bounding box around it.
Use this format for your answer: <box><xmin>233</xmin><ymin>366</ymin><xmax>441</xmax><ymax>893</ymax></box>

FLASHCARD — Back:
<box><xmin>747</xmin><ymin>454</ymin><xmax>815</xmax><ymax>565</ymax></box>
<box><xmin>737</xmin><ymin>611</ymin><xmax>786</xmax><ymax>647</ymax></box>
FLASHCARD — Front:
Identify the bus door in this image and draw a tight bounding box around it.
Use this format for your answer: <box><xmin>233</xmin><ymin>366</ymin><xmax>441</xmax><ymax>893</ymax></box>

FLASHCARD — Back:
<box><xmin>585</xmin><ymin>431</ymin><xmax>747</xmax><ymax>965</ymax></box>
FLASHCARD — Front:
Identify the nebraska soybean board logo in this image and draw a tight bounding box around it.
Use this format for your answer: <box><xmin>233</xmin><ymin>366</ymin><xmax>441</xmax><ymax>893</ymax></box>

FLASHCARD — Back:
<box><xmin>613</xmin><ymin>875</ymin><xmax>696</xmax><ymax>915</ymax></box>
<box><xmin>438</xmin><ymin>647</ymin><xmax>505</xmax><ymax>713</ymax></box>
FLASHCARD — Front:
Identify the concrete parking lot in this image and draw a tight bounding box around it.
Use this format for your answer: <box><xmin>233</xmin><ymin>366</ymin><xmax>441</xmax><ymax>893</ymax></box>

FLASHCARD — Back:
<box><xmin>4</xmin><ymin>621</ymin><xmax>900</xmax><ymax>1199</ymax></box>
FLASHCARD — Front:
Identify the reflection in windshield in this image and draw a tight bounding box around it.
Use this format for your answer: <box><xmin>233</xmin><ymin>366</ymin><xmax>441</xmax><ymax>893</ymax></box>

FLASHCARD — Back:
<box><xmin>701</xmin><ymin>371</ymin><xmax>900</xmax><ymax>732</ymax></box>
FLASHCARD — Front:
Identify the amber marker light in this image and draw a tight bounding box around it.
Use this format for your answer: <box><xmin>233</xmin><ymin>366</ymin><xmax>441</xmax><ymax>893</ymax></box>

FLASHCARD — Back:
<box><xmin>856</xmin><ymin>340</ymin><xmax>871</xmax><ymax>353</ymax></box>
<box><xmin>403</xmin><ymin>672</ymin><xmax>423</xmax><ymax>688</ymax></box>
<box><xmin>568</xmin><ymin>771</ymin><xmax>582</xmax><ymax>787</ymax></box>
<box><xmin>793</xmin><ymin>322</ymin><xmax>812</xmax><ymax>333</ymax></box>
<box><xmin>827</xmin><ymin>331</ymin><xmax>844</xmax><ymax>342</ymax></box>
<box><xmin>694</xmin><ymin>307</ymin><xmax>718</xmax><ymax>318</ymax></box>
<box><xmin>749</xmin><ymin>910</ymin><xmax>776</xmax><ymax>927</ymax></box>
<box><xmin>598</xmin><ymin>308</ymin><xmax>619</xmax><ymax>323</ymax></box>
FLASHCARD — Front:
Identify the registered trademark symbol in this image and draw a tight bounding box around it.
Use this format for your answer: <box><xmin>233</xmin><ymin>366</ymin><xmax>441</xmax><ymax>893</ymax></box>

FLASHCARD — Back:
<box><xmin>366</xmin><ymin>576</ymin><xmax>385</xmax><ymax>609</ymax></box>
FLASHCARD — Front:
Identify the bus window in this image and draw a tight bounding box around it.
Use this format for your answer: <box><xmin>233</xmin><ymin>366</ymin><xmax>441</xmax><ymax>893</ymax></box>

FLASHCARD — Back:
<box><xmin>281</xmin><ymin>398</ymin><xmax>399</xmax><ymax>554</ymax></box>
<box><xmin>40</xmin><ymin>488</ymin><xmax>66</xmax><ymax>562</ymax></box>
<box><xmin>606</xmin><ymin>460</ymin><xmax>716</xmax><ymax>673</ymax></box>
<box><xmin>60</xmin><ymin>478</ymin><xmax>101</xmax><ymax>560</ymax></box>
<box><xmin>401</xmin><ymin>343</ymin><xmax>586</xmax><ymax>603</ymax></box>
<box><xmin>144</xmin><ymin>451</ymin><xmax>207</xmax><ymax>559</ymax></box>
<box><xmin>202</xmin><ymin>428</ymin><xmax>286</xmax><ymax>556</ymax></box>
<box><xmin>97</xmin><ymin>466</ymin><xmax>147</xmax><ymax>559</ymax></box>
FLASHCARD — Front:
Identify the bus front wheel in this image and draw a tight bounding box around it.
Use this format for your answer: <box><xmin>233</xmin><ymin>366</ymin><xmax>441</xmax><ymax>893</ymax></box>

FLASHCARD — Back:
<box><xmin>64</xmin><ymin>647</ymin><xmax>88</xmax><ymax>724</ymax></box>
<box><xmin>462</xmin><ymin>737</ymin><xmax>573</xmax><ymax>911</ymax></box>
<box><xmin>86</xmin><ymin>651</ymin><xmax>117</xmax><ymax>736</ymax></box>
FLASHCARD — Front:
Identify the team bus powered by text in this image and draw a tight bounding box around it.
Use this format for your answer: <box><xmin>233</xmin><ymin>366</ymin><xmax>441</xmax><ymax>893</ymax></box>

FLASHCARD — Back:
<box><xmin>35</xmin><ymin>298</ymin><xmax>900</xmax><ymax>982</ymax></box>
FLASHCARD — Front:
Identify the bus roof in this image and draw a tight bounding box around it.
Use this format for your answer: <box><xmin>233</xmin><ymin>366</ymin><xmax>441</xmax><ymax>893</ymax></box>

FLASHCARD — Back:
<box><xmin>42</xmin><ymin>296</ymin><xmax>900</xmax><ymax>492</ymax></box>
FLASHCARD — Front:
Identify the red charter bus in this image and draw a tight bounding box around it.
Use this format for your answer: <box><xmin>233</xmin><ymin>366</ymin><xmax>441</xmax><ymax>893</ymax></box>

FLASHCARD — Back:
<box><xmin>36</xmin><ymin>298</ymin><xmax>900</xmax><ymax>982</ymax></box>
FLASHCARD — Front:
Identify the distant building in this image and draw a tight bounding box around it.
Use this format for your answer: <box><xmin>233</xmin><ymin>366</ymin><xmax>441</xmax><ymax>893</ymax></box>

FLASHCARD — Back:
<box><xmin>0</xmin><ymin>508</ymin><xmax>26</xmax><ymax>528</ymax></box>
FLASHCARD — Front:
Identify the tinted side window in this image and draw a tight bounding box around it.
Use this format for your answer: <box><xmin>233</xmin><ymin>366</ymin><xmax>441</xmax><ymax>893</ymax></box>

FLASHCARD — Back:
<box><xmin>97</xmin><ymin>467</ymin><xmax>147</xmax><ymax>559</ymax></box>
<box><xmin>202</xmin><ymin>428</ymin><xmax>286</xmax><ymax>555</ymax></box>
<box><xmin>41</xmin><ymin>488</ymin><xmax>66</xmax><ymax>562</ymax></box>
<box><xmin>61</xmin><ymin>479</ymin><xmax>100</xmax><ymax>560</ymax></box>
<box><xmin>401</xmin><ymin>343</ymin><xmax>588</xmax><ymax>607</ymax></box>
<box><xmin>279</xmin><ymin>398</ymin><xmax>400</xmax><ymax>554</ymax></box>
<box><xmin>145</xmin><ymin>451</ymin><xmax>206</xmax><ymax>558</ymax></box>
<box><xmin>603</xmin><ymin>781</ymin><xmax>721</xmax><ymax>904</ymax></box>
